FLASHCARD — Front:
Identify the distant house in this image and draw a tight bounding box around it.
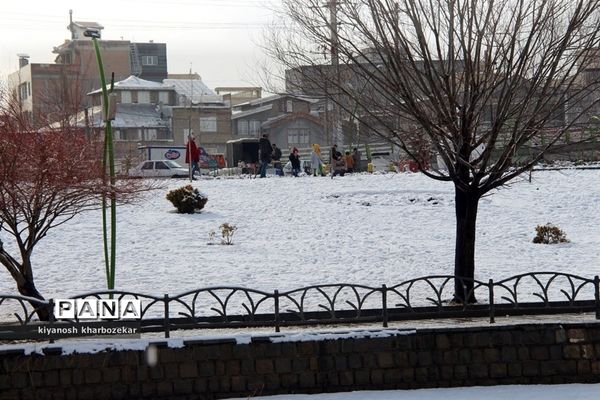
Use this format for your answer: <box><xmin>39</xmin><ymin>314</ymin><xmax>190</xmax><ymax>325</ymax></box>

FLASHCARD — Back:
<box><xmin>166</xmin><ymin>77</ymin><xmax>232</xmax><ymax>156</ymax></box>
<box><xmin>88</xmin><ymin>75</ymin><xmax>176</xmax><ymax>106</ymax></box>
<box><xmin>81</xmin><ymin>76</ymin><xmax>176</xmax><ymax>160</ymax></box>
<box><xmin>231</xmin><ymin>94</ymin><xmax>325</xmax><ymax>151</ymax></box>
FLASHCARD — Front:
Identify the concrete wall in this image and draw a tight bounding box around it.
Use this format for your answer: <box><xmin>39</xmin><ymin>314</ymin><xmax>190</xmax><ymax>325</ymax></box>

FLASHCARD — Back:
<box><xmin>1</xmin><ymin>322</ymin><xmax>600</xmax><ymax>399</ymax></box>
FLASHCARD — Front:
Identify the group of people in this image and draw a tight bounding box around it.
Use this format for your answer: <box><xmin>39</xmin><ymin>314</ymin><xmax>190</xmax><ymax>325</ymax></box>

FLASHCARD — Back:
<box><xmin>327</xmin><ymin>144</ymin><xmax>362</xmax><ymax>178</ymax></box>
<box><xmin>258</xmin><ymin>133</ymin><xmax>362</xmax><ymax>178</ymax></box>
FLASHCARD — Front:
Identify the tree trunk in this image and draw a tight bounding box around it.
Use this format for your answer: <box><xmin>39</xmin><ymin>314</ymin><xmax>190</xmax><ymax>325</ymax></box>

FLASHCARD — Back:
<box><xmin>18</xmin><ymin>277</ymin><xmax>49</xmax><ymax>321</ymax></box>
<box><xmin>453</xmin><ymin>186</ymin><xmax>479</xmax><ymax>303</ymax></box>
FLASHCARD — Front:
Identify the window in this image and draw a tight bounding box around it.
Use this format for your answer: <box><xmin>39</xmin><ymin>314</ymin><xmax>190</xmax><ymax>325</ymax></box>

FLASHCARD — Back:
<box><xmin>156</xmin><ymin>129</ymin><xmax>172</xmax><ymax>140</ymax></box>
<box><xmin>287</xmin><ymin>128</ymin><xmax>310</xmax><ymax>146</ymax></box>
<box><xmin>237</xmin><ymin>120</ymin><xmax>248</xmax><ymax>135</ymax></box>
<box><xmin>158</xmin><ymin>91</ymin><xmax>169</xmax><ymax>104</ymax></box>
<box><xmin>19</xmin><ymin>83</ymin><xmax>28</xmax><ymax>100</ymax></box>
<box><xmin>249</xmin><ymin>120</ymin><xmax>261</xmax><ymax>135</ymax></box>
<box><xmin>200</xmin><ymin>117</ymin><xmax>217</xmax><ymax>133</ymax></box>
<box><xmin>141</xmin><ymin>55</ymin><xmax>158</xmax><ymax>66</ymax></box>
<box><xmin>155</xmin><ymin>161</ymin><xmax>169</xmax><ymax>170</ymax></box>
<box><xmin>286</xmin><ymin>100</ymin><xmax>293</xmax><ymax>113</ymax></box>
<box><xmin>117</xmin><ymin>129</ymin><xmax>141</xmax><ymax>141</ymax></box>
<box><xmin>141</xmin><ymin>162</ymin><xmax>154</xmax><ymax>170</ymax></box>
<box><xmin>145</xmin><ymin>129</ymin><xmax>157</xmax><ymax>140</ymax></box>
<box><xmin>121</xmin><ymin>91</ymin><xmax>131</xmax><ymax>103</ymax></box>
<box><xmin>137</xmin><ymin>91</ymin><xmax>150</xmax><ymax>103</ymax></box>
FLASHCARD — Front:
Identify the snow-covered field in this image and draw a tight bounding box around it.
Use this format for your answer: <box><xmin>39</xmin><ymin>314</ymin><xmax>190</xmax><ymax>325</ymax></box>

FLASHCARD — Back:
<box><xmin>1</xmin><ymin>169</ymin><xmax>599</xmax><ymax>316</ymax></box>
<box><xmin>226</xmin><ymin>384</ymin><xmax>600</xmax><ymax>400</ymax></box>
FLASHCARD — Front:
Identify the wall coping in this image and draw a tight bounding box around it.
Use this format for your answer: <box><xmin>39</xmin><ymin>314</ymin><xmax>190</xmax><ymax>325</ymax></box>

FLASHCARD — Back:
<box><xmin>1</xmin><ymin>321</ymin><xmax>599</xmax><ymax>357</ymax></box>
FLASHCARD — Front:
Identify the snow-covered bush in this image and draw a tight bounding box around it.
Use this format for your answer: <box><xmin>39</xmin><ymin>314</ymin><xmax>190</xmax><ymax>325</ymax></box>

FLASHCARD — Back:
<box><xmin>533</xmin><ymin>224</ymin><xmax>569</xmax><ymax>244</ymax></box>
<box><xmin>166</xmin><ymin>185</ymin><xmax>208</xmax><ymax>214</ymax></box>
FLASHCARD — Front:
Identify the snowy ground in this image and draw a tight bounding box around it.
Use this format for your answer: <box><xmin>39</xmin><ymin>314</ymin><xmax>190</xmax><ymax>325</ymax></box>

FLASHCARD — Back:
<box><xmin>1</xmin><ymin>169</ymin><xmax>599</xmax><ymax>320</ymax></box>
<box><xmin>226</xmin><ymin>384</ymin><xmax>600</xmax><ymax>400</ymax></box>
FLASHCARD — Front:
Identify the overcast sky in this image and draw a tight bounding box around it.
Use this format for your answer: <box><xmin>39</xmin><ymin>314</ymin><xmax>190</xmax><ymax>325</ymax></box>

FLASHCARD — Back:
<box><xmin>0</xmin><ymin>0</ymin><xmax>281</xmax><ymax>90</ymax></box>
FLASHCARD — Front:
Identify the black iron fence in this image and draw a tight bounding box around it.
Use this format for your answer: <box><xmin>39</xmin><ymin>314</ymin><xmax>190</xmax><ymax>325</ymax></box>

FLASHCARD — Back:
<box><xmin>1</xmin><ymin>272</ymin><xmax>599</xmax><ymax>340</ymax></box>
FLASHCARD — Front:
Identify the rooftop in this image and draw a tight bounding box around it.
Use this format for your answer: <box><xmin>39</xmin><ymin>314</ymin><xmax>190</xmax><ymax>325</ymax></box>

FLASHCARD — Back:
<box><xmin>88</xmin><ymin>76</ymin><xmax>174</xmax><ymax>95</ymax></box>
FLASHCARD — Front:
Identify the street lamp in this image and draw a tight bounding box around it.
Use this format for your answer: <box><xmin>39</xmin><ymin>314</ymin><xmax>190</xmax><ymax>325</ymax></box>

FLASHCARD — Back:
<box><xmin>85</xmin><ymin>28</ymin><xmax>117</xmax><ymax>293</ymax></box>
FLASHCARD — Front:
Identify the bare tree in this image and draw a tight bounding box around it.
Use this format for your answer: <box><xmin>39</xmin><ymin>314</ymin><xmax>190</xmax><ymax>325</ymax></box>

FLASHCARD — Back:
<box><xmin>0</xmin><ymin>93</ymin><xmax>148</xmax><ymax>319</ymax></box>
<box><xmin>269</xmin><ymin>0</ymin><xmax>600</xmax><ymax>301</ymax></box>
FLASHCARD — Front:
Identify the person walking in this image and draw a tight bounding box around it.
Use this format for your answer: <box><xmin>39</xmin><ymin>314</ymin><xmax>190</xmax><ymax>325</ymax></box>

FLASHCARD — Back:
<box><xmin>272</xmin><ymin>143</ymin><xmax>283</xmax><ymax>176</ymax></box>
<box><xmin>258</xmin><ymin>134</ymin><xmax>272</xmax><ymax>178</ymax></box>
<box><xmin>185</xmin><ymin>134</ymin><xmax>200</xmax><ymax>180</ymax></box>
<box><xmin>310</xmin><ymin>143</ymin><xmax>324</xmax><ymax>176</ymax></box>
<box><xmin>289</xmin><ymin>147</ymin><xmax>301</xmax><ymax>177</ymax></box>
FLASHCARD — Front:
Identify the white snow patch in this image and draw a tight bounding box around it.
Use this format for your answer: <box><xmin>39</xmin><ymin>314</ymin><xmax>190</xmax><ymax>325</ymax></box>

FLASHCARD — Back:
<box><xmin>225</xmin><ymin>384</ymin><xmax>600</xmax><ymax>400</ymax></box>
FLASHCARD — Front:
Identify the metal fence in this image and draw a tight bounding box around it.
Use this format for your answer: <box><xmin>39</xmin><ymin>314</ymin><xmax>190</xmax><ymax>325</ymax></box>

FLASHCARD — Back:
<box><xmin>1</xmin><ymin>272</ymin><xmax>598</xmax><ymax>340</ymax></box>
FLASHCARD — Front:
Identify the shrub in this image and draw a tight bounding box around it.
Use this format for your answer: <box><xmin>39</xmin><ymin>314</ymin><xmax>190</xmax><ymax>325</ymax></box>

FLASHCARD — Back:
<box><xmin>166</xmin><ymin>185</ymin><xmax>208</xmax><ymax>214</ymax></box>
<box><xmin>533</xmin><ymin>223</ymin><xmax>569</xmax><ymax>244</ymax></box>
<box><xmin>220</xmin><ymin>223</ymin><xmax>237</xmax><ymax>245</ymax></box>
<box><xmin>207</xmin><ymin>230</ymin><xmax>217</xmax><ymax>245</ymax></box>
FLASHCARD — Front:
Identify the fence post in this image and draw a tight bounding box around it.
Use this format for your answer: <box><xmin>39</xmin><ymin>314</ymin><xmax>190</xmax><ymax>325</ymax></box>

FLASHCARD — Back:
<box><xmin>595</xmin><ymin>276</ymin><xmax>600</xmax><ymax>320</ymax></box>
<box><xmin>163</xmin><ymin>294</ymin><xmax>170</xmax><ymax>339</ymax></box>
<box><xmin>274</xmin><ymin>290</ymin><xmax>280</xmax><ymax>333</ymax></box>
<box><xmin>382</xmin><ymin>285</ymin><xmax>388</xmax><ymax>328</ymax></box>
<box><xmin>48</xmin><ymin>299</ymin><xmax>55</xmax><ymax>344</ymax></box>
<box><xmin>488</xmin><ymin>279</ymin><xmax>495</xmax><ymax>324</ymax></box>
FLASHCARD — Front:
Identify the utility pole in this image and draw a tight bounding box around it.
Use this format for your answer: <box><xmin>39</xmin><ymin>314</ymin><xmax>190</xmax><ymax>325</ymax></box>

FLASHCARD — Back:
<box><xmin>329</xmin><ymin>0</ymin><xmax>343</xmax><ymax>148</ymax></box>
<box><xmin>187</xmin><ymin>65</ymin><xmax>194</xmax><ymax>182</ymax></box>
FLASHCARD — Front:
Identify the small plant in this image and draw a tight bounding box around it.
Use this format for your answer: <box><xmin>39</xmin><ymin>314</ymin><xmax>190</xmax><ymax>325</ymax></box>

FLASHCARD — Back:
<box><xmin>533</xmin><ymin>223</ymin><xmax>569</xmax><ymax>244</ymax></box>
<box><xmin>207</xmin><ymin>230</ymin><xmax>217</xmax><ymax>245</ymax></box>
<box><xmin>220</xmin><ymin>223</ymin><xmax>237</xmax><ymax>245</ymax></box>
<box><xmin>166</xmin><ymin>185</ymin><xmax>208</xmax><ymax>214</ymax></box>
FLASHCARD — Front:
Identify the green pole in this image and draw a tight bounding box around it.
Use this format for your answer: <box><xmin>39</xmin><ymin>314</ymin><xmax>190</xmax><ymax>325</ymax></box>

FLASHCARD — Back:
<box><xmin>91</xmin><ymin>37</ymin><xmax>117</xmax><ymax>292</ymax></box>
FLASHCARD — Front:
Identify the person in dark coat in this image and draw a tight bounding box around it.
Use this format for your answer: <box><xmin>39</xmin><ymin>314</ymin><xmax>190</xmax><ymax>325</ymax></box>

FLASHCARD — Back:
<box><xmin>331</xmin><ymin>149</ymin><xmax>346</xmax><ymax>179</ymax></box>
<box><xmin>272</xmin><ymin>144</ymin><xmax>283</xmax><ymax>176</ymax></box>
<box><xmin>352</xmin><ymin>147</ymin><xmax>361</xmax><ymax>172</ymax></box>
<box><xmin>289</xmin><ymin>147</ymin><xmax>301</xmax><ymax>177</ymax></box>
<box><xmin>258</xmin><ymin>134</ymin><xmax>272</xmax><ymax>178</ymax></box>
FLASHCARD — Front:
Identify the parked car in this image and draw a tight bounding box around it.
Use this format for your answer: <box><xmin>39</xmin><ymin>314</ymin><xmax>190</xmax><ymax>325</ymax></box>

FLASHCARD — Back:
<box><xmin>283</xmin><ymin>160</ymin><xmax>312</xmax><ymax>175</ymax></box>
<box><xmin>129</xmin><ymin>160</ymin><xmax>191</xmax><ymax>178</ymax></box>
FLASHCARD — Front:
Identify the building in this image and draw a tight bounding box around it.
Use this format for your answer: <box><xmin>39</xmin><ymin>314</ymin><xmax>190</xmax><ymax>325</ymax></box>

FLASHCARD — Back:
<box><xmin>215</xmin><ymin>87</ymin><xmax>262</xmax><ymax>106</ymax></box>
<box><xmin>166</xmin><ymin>77</ymin><xmax>232</xmax><ymax>156</ymax></box>
<box><xmin>82</xmin><ymin>75</ymin><xmax>176</xmax><ymax>161</ymax></box>
<box><xmin>68</xmin><ymin>74</ymin><xmax>233</xmax><ymax>166</ymax></box>
<box><xmin>8</xmin><ymin>13</ymin><xmax>167</xmax><ymax>127</ymax></box>
<box><xmin>228</xmin><ymin>94</ymin><xmax>326</xmax><ymax>166</ymax></box>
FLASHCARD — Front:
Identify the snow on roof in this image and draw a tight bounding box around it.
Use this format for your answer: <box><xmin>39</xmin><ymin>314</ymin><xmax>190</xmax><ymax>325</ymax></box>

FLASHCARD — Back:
<box><xmin>231</xmin><ymin>104</ymin><xmax>273</xmax><ymax>120</ymax></box>
<box><xmin>235</xmin><ymin>93</ymin><xmax>316</xmax><ymax>108</ymax></box>
<box><xmin>163</xmin><ymin>78</ymin><xmax>222</xmax><ymax>104</ymax></box>
<box><xmin>261</xmin><ymin>112</ymin><xmax>322</xmax><ymax>129</ymax></box>
<box><xmin>234</xmin><ymin>94</ymin><xmax>283</xmax><ymax>108</ymax></box>
<box><xmin>88</xmin><ymin>76</ymin><xmax>173</xmax><ymax>95</ymax></box>
<box><xmin>74</xmin><ymin>104</ymin><xmax>169</xmax><ymax>129</ymax></box>
<box><xmin>72</xmin><ymin>21</ymin><xmax>104</xmax><ymax>30</ymax></box>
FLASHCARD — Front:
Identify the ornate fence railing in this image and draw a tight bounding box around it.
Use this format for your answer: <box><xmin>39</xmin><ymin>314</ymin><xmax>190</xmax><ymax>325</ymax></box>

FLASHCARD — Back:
<box><xmin>0</xmin><ymin>272</ymin><xmax>598</xmax><ymax>340</ymax></box>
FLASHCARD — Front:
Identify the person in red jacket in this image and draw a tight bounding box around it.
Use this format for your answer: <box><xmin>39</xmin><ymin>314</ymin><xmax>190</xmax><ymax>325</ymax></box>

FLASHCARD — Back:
<box><xmin>185</xmin><ymin>135</ymin><xmax>201</xmax><ymax>179</ymax></box>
